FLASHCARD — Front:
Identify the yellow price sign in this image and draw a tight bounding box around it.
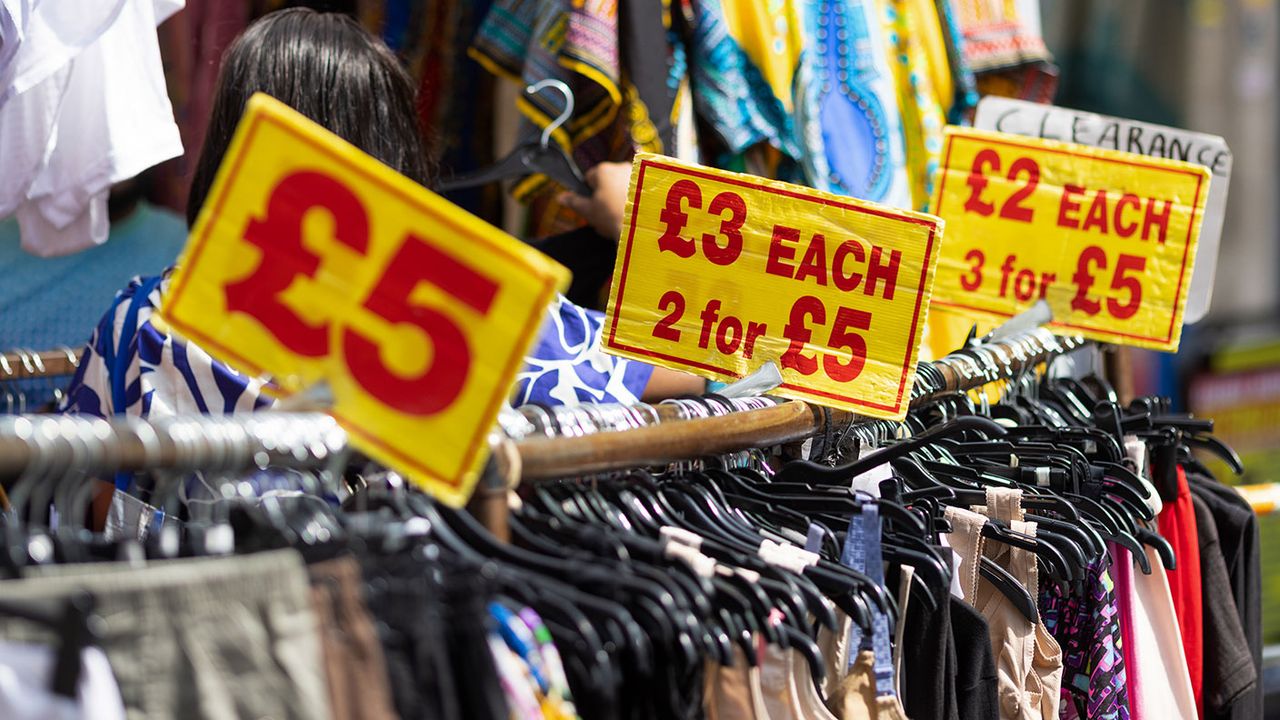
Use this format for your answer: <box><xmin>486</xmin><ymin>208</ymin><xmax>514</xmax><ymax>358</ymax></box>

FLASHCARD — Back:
<box><xmin>161</xmin><ymin>93</ymin><xmax>568</xmax><ymax>505</ymax></box>
<box><xmin>930</xmin><ymin>127</ymin><xmax>1210</xmax><ymax>351</ymax></box>
<box><xmin>605</xmin><ymin>154</ymin><xmax>942</xmax><ymax>419</ymax></box>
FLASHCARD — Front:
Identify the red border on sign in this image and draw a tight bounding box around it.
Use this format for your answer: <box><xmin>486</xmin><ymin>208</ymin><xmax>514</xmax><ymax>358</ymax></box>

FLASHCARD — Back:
<box><xmin>607</xmin><ymin>158</ymin><xmax>938</xmax><ymax>415</ymax></box>
<box><xmin>933</xmin><ymin>132</ymin><xmax>1207</xmax><ymax>345</ymax></box>
<box><xmin>164</xmin><ymin>109</ymin><xmax>559</xmax><ymax>489</ymax></box>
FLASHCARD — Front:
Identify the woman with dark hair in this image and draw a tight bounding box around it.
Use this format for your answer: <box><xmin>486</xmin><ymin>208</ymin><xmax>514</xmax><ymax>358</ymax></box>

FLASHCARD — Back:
<box><xmin>61</xmin><ymin>7</ymin><xmax>702</xmax><ymax>422</ymax></box>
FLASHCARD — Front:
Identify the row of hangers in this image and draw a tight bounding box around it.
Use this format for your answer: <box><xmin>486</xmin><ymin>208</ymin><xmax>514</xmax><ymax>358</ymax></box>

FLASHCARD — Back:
<box><xmin>0</xmin><ymin>347</ymin><xmax>81</xmax><ymax>413</ymax></box>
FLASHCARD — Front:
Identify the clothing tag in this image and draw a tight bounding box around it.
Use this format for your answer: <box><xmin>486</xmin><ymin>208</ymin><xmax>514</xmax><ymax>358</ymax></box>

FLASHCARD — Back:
<box><xmin>759</xmin><ymin>540</ymin><xmax>814</xmax><ymax>574</ymax></box>
<box><xmin>659</xmin><ymin>525</ymin><xmax>704</xmax><ymax>550</ymax></box>
<box><xmin>939</xmin><ymin>535</ymin><xmax>966</xmax><ymax>600</ymax></box>
<box><xmin>1034</xmin><ymin>466</ymin><xmax>1051</xmax><ymax>487</ymax></box>
<box><xmin>804</xmin><ymin>523</ymin><xmax>827</xmax><ymax>553</ymax></box>
<box><xmin>850</xmin><ymin>446</ymin><xmax>892</xmax><ymax>496</ymax></box>
<box><xmin>203</xmin><ymin>524</ymin><xmax>235</xmax><ymax>556</ymax></box>
<box><xmin>664</xmin><ymin>542</ymin><xmax>717</xmax><ymax>578</ymax></box>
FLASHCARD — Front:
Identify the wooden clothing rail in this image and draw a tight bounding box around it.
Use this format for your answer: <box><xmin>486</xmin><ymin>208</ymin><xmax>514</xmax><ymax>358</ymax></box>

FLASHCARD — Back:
<box><xmin>515</xmin><ymin>331</ymin><xmax>1085</xmax><ymax>480</ymax></box>
<box><xmin>0</xmin><ymin>349</ymin><xmax>81</xmax><ymax>381</ymax></box>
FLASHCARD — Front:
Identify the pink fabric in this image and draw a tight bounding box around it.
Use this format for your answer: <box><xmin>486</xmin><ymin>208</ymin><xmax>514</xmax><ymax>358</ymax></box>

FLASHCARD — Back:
<box><xmin>1109</xmin><ymin>543</ymin><xmax>1141</xmax><ymax>718</ymax></box>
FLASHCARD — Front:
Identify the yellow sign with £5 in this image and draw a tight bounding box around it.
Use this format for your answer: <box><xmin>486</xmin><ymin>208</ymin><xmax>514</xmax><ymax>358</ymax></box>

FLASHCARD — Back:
<box><xmin>161</xmin><ymin>93</ymin><xmax>568</xmax><ymax>505</ymax></box>
<box><xmin>930</xmin><ymin>127</ymin><xmax>1210</xmax><ymax>351</ymax></box>
<box><xmin>604</xmin><ymin>154</ymin><xmax>943</xmax><ymax>420</ymax></box>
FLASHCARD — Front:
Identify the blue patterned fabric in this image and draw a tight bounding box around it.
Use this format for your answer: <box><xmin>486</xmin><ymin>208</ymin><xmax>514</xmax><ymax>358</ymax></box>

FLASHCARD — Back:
<box><xmin>798</xmin><ymin>0</ymin><xmax>911</xmax><ymax>207</ymax></box>
<box><xmin>60</xmin><ymin>274</ymin><xmax>652</xmax><ymax>419</ymax></box>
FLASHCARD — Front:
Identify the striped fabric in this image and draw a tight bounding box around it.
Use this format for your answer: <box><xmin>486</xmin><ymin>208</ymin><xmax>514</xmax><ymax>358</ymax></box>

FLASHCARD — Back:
<box><xmin>60</xmin><ymin>273</ymin><xmax>652</xmax><ymax>420</ymax></box>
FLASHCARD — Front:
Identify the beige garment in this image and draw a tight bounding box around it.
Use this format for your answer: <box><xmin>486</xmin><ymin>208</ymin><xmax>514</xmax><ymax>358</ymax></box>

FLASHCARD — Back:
<box><xmin>892</xmin><ymin>566</ymin><xmax>915</xmax><ymax>695</ymax></box>
<box><xmin>705</xmin><ymin>646</ymin><xmax>771</xmax><ymax>720</ymax></box>
<box><xmin>760</xmin><ymin>644</ymin><xmax>805</xmax><ymax>720</ymax></box>
<box><xmin>790</xmin><ymin>647</ymin><xmax>840</xmax><ymax>720</ymax></box>
<box><xmin>816</xmin><ymin>610</ymin><xmax>854</xmax><ymax>700</ymax></box>
<box><xmin>945</xmin><ymin>488</ymin><xmax>1063</xmax><ymax>720</ymax></box>
<box><xmin>825</xmin><ymin>651</ymin><xmax>910</xmax><ymax>720</ymax></box>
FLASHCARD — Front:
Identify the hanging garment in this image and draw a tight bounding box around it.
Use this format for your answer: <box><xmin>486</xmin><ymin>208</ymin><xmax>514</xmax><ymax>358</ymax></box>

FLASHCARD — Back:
<box><xmin>797</xmin><ymin>0</ymin><xmax>911</xmax><ymax>206</ymax></box>
<box><xmin>0</xmin><ymin>641</ymin><xmax>126</xmax><ymax>720</ymax></box>
<box><xmin>60</xmin><ymin>274</ymin><xmax>654</xmax><ymax>421</ymax></box>
<box><xmin>934</xmin><ymin>0</ymin><xmax>979</xmax><ymax>123</ymax></box>
<box><xmin>946</xmin><ymin>496</ymin><xmax>1063</xmax><ymax>720</ymax></box>
<box><xmin>1117</xmin><ymin>543</ymin><xmax>1198</xmax><ymax>719</ymax></box>
<box><xmin>0</xmin><ymin>204</ymin><xmax>187</xmax><ymax>352</ymax></box>
<box><xmin>1190</xmin><ymin>474</ymin><xmax>1264</xmax><ymax>720</ymax></box>
<box><xmin>0</xmin><ymin>551</ymin><xmax>330</xmax><ymax>720</ymax></box>
<box><xmin>1038</xmin><ymin>555</ymin><xmax>1130</xmax><ymax>719</ymax></box>
<box><xmin>1157</xmin><ymin>465</ymin><xmax>1204</xmax><ymax>715</ymax></box>
<box><xmin>949</xmin><ymin>0</ymin><xmax>1050</xmax><ymax>73</ymax></box>
<box><xmin>840</xmin><ymin>503</ymin><xmax>911</xmax><ymax>718</ymax></box>
<box><xmin>685</xmin><ymin>0</ymin><xmax>805</xmax><ymax>176</ymax></box>
<box><xmin>0</xmin><ymin>0</ymin><xmax>183</xmax><ymax>256</ymax></box>
<box><xmin>307</xmin><ymin>557</ymin><xmax>398</xmax><ymax>720</ymax></box>
<box><xmin>1191</xmin><ymin>493</ymin><xmax>1257</xmax><ymax>718</ymax></box>
<box><xmin>882</xmin><ymin>0</ymin><xmax>948</xmax><ymax>210</ymax></box>
<box><xmin>470</xmin><ymin>0</ymin><xmax>679</xmax><ymax>206</ymax></box>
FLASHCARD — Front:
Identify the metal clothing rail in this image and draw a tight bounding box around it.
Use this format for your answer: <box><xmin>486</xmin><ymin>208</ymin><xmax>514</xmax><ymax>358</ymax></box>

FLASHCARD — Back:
<box><xmin>515</xmin><ymin>329</ymin><xmax>1086</xmax><ymax>480</ymax></box>
<box><xmin>0</xmin><ymin>412</ymin><xmax>346</xmax><ymax>481</ymax></box>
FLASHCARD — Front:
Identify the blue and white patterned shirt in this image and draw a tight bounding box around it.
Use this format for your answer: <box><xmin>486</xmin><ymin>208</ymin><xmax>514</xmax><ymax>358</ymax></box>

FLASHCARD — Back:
<box><xmin>60</xmin><ymin>273</ymin><xmax>653</xmax><ymax>419</ymax></box>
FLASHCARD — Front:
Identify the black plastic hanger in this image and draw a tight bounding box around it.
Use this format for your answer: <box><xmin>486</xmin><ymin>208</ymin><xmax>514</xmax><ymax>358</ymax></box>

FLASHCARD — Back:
<box><xmin>436</xmin><ymin>80</ymin><xmax>592</xmax><ymax>196</ymax></box>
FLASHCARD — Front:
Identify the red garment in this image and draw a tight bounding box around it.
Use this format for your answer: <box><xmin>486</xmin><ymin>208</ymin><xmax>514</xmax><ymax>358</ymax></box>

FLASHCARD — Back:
<box><xmin>1157</xmin><ymin>465</ymin><xmax>1204</xmax><ymax>717</ymax></box>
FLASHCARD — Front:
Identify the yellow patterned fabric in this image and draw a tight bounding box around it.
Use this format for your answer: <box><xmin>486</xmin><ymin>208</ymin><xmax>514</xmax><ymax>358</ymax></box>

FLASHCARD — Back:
<box><xmin>883</xmin><ymin>0</ymin><xmax>948</xmax><ymax>211</ymax></box>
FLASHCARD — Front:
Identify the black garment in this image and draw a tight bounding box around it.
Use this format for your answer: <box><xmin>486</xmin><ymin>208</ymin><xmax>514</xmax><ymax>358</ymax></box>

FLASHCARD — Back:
<box><xmin>1192</xmin><ymin>493</ymin><xmax>1257</xmax><ymax>714</ymax></box>
<box><xmin>950</xmin><ymin>596</ymin><xmax>1000</xmax><ymax>720</ymax></box>
<box><xmin>1190</xmin><ymin>474</ymin><xmax>1263</xmax><ymax>720</ymax></box>
<box><xmin>899</xmin><ymin>580</ymin><xmax>955</xmax><ymax>720</ymax></box>
<box><xmin>529</xmin><ymin>227</ymin><xmax>617</xmax><ymax>310</ymax></box>
<box><xmin>356</xmin><ymin>550</ymin><xmax>506</xmax><ymax>720</ymax></box>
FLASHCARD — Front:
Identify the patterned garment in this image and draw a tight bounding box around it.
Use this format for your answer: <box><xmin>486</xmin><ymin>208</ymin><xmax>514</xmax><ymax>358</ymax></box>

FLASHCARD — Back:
<box><xmin>59</xmin><ymin>273</ymin><xmax>652</xmax><ymax>419</ymax></box>
<box><xmin>798</xmin><ymin>0</ymin><xmax>911</xmax><ymax>207</ymax></box>
<box><xmin>685</xmin><ymin>0</ymin><xmax>805</xmax><ymax>175</ymax></box>
<box><xmin>883</xmin><ymin>0</ymin><xmax>948</xmax><ymax>210</ymax></box>
<box><xmin>1039</xmin><ymin>554</ymin><xmax>1132</xmax><ymax>720</ymax></box>
<box><xmin>951</xmin><ymin>0</ymin><xmax>1051</xmax><ymax>72</ymax></box>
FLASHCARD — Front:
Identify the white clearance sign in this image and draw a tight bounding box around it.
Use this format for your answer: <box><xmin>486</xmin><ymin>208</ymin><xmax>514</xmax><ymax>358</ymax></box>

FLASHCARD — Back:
<box><xmin>974</xmin><ymin>97</ymin><xmax>1231</xmax><ymax>324</ymax></box>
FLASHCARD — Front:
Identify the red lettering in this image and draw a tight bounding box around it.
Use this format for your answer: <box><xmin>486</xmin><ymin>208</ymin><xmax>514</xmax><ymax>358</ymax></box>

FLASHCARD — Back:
<box><xmin>832</xmin><ymin>240</ymin><xmax>865</xmax><ymax>292</ymax></box>
<box><xmin>1115</xmin><ymin>193</ymin><xmax>1141</xmax><ymax>238</ymax></box>
<box><xmin>865</xmin><ymin>247</ymin><xmax>901</xmax><ymax>300</ymax></box>
<box><xmin>1081</xmin><ymin>190</ymin><xmax>1109</xmax><ymax>234</ymax></box>
<box><xmin>795</xmin><ymin>233</ymin><xmax>829</xmax><ymax>286</ymax></box>
<box><xmin>1143</xmin><ymin>199</ymin><xmax>1171</xmax><ymax>244</ymax></box>
<box><xmin>766</xmin><ymin>225</ymin><xmax>800</xmax><ymax>279</ymax></box>
<box><xmin>1057</xmin><ymin>184</ymin><xmax>1085</xmax><ymax>229</ymax></box>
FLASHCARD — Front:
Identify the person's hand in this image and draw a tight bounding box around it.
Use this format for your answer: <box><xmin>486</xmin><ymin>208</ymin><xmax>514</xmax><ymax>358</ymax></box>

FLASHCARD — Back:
<box><xmin>558</xmin><ymin>161</ymin><xmax>631</xmax><ymax>240</ymax></box>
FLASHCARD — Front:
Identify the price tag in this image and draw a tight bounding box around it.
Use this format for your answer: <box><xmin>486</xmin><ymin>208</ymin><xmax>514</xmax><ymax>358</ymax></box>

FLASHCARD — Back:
<box><xmin>974</xmin><ymin>97</ymin><xmax>1231</xmax><ymax>324</ymax></box>
<box><xmin>604</xmin><ymin>154</ymin><xmax>942</xmax><ymax>420</ymax></box>
<box><xmin>930</xmin><ymin>127</ymin><xmax>1210</xmax><ymax>352</ymax></box>
<box><xmin>161</xmin><ymin>93</ymin><xmax>568</xmax><ymax>505</ymax></box>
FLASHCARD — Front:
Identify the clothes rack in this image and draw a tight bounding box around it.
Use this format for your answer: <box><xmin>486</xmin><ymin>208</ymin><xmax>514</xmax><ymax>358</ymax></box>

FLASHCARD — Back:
<box><xmin>0</xmin><ymin>348</ymin><xmax>80</xmax><ymax>382</ymax></box>
<box><xmin>515</xmin><ymin>328</ymin><xmax>1087</xmax><ymax>480</ymax></box>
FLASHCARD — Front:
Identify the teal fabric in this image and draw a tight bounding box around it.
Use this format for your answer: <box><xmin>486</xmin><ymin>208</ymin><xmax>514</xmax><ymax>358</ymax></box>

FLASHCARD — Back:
<box><xmin>0</xmin><ymin>202</ymin><xmax>188</xmax><ymax>350</ymax></box>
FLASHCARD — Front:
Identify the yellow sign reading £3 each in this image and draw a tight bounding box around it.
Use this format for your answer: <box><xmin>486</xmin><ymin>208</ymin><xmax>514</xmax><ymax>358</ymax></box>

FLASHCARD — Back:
<box><xmin>161</xmin><ymin>93</ymin><xmax>568</xmax><ymax>505</ymax></box>
<box><xmin>605</xmin><ymin>154</ymin><xmax>943</xmax><ymax>420</ymax></box>
<box><xmin>930</xmin><ymin>127</ymin><xmax>1210</xmax><ymax>351</ymax></box>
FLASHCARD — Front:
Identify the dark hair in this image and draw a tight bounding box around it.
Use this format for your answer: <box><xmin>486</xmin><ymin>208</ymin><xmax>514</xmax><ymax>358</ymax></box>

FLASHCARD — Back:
<box><xmin>186</xmin><ymin>7</ymin><xmax>432</xmax><ymax>226</ymax></box>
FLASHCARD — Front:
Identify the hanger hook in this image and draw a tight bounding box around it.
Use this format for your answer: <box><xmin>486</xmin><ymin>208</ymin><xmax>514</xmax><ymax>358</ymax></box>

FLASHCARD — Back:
<box><xmin>525</xmin><ymin>79</ymin><xmax>575</xmax><ymax>150</ymax></box>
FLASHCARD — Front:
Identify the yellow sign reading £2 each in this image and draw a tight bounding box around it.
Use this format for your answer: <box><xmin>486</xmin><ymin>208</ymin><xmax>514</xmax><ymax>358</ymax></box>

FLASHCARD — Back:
<box><xmin>161</xmin><ymin>93</ymin><xmax>568</xmax><ymax>506</ymax></box>
<box><xmin>604</xmin><ymin>154</ymin><xmax>943</xmax><ymax>420</ymax></box>
<box><xmin>930</xmin><ymin>127</ymin><xmax>1210</xmax><ymax>351</ymax></box>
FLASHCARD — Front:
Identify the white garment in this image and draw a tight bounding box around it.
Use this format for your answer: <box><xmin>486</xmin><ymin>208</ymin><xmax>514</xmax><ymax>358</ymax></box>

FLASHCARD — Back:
<box><xmin>0</xmin><ymin>0</ymin><xmax>183</xmax><ymax>256</ymax></box>
<box><xmin>0</xmin><ymin>641</ymin><xmax>126</xmax><ymax>720</ymax></box>
<box><xmin>1122</xmin><ymin>545</ymin><xmax>1197</xmax><ymax>720</ymax></box>
<box><xmin>1124</xmin><ymin>437</ymin><xmax>1163</xmax><ymax>516</ymax></box>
